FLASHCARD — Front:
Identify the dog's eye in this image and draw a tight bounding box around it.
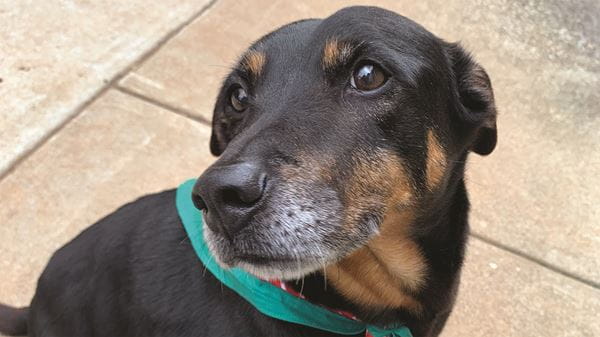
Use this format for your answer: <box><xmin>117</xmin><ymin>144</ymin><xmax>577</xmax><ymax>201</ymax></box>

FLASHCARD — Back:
<box><xmin>230</xmin><ymin>87</ymin><xmax>248</xmax><ymax>112</ymax></box>
<box><xmin>351</xmin><ymin>63</ymin><xmax>387</xmax><ymax>91</ymax></box>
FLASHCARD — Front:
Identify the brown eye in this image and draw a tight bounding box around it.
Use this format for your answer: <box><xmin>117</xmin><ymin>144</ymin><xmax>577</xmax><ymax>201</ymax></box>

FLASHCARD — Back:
<box><xmin>230</xmin><ymin>87</ymin><xmax>248</xmax><ymax>112</ymax></box>
<box><xmin>351</xmin><ymin>63</ymin><xmax>387</xmax><ymax>91</ymax></box>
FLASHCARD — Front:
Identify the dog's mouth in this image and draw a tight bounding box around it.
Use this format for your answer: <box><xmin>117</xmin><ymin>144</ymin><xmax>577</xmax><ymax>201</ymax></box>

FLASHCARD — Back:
<box><xmin>203</xmin><ymin>218</ymin><xmax>341</xmax><ymax>280</ymax></box>
<box><xmin>202</xmin><ymin>193</ymin><xmax>382</xmax><ymax>281</ymax></box>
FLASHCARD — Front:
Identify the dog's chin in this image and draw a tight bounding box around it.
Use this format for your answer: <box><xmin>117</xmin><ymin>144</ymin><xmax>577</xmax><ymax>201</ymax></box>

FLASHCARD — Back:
<box><xmin>212</xmin><ymin>251</ymin><xmax>330</xmax><ymax>281</ymax></box>
<box><xmin>203</xmin><ymin>224</ymin><xmax>338</xmax><ymax>281</ymax></box>
<box><xmin>235</xmin><ymin>260</ymin><xmax>325</xmax><ymax>281</ymax></box>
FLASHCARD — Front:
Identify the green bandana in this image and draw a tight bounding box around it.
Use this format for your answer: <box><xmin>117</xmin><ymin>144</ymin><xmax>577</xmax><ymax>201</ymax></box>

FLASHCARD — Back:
<box><xmin>176</xmin><ymin>179</ymin><xmax>412</xmax><ymax>337</ymax></box>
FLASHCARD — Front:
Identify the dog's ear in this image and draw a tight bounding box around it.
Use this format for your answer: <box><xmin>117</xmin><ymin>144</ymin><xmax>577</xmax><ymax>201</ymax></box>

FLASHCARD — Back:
<box><xmin>447</xmin><ymin>43</ymin><xmax>497</xmax><ymax>155</ymax></box>
<box><xmin>209</xmin><ymin>102</ymin><xmax>232</xmax><ymax>156</ymax></box>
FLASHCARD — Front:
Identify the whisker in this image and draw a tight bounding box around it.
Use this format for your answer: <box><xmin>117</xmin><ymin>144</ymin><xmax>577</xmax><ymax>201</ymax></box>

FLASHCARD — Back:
<box><xmin>322</xmin><ymin>258</ymin><xmax>328</xmax><ymax>291</ymax></box>
<box><xmin>206</xmin><ymin>64</ymin><xmax>236</xmax><ymax>71</ymax></box>
<box><xmin>314</xmin><ymin>246</ymin><xmax>328</xmax><ymax>291</ymax></box>
<box><xmin>202</xmin><ymin>244</ymin><xmax>216</xmax><ymax>276</ymax></box>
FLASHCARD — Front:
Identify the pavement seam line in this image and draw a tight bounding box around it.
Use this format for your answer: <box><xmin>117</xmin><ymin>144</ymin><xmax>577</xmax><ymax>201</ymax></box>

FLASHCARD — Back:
<box><xmin>0</xmin><ymin>0</ymin><xmax>219</xmax><ymax>183</ymax></box>
<box><xmin>115</xmin><ymin>85</ymin><xmax>211</xmax><ymax>126</ymax></box>
<box><xmin>470</xmin><ymin>232</ymin><xmax>600</xmax><ymax>290</ymax></box>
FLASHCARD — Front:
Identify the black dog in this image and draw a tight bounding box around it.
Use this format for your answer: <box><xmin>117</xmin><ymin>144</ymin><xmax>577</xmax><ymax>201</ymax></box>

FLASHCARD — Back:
<box><xmin>0</xmin><ymin>6</ymin><xmax>496</xmax><ymax>337</ymax></box>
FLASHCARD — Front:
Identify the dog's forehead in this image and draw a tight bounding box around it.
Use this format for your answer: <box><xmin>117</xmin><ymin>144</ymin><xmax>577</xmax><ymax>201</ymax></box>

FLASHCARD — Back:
<box><xmin>243</xmin><ymin>20</ymin><xmax>319</xmax><ymax>71</ymax></box>
<box><xmin>237</xmin><ymin>6</ymin><xmax>438</xmax><ymax>84</ymax></box>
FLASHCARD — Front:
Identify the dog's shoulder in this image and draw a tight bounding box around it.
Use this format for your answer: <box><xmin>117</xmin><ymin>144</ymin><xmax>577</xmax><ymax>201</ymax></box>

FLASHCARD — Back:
<box><xmin>30</xmin><ymin>190</ymin><xmax>331</xmax><ymax>336</ymax></box>
<box><xmin>42</xmin><ymin>189</ymin><xmax>180</xmax><ymax>271</ymax></box>
<box><xmin>29</xmin><ymin>190</ymin><xmax>187</xmax><ymax>334</ymax></box>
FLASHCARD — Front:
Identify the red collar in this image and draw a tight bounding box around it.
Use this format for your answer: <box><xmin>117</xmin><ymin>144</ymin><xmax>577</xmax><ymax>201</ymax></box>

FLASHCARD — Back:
<box><xmin>269</xmin><ymin>280</ymin><xmax>376</xmax><ymax>337</ymax></box>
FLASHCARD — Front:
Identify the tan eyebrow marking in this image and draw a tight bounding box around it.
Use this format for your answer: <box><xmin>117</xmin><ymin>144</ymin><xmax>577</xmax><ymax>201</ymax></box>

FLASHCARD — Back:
<box><xmin>241</xmin><ymin>50</ymin><xmax>266</xmax><ymax>77</ymax></box>
<box><xmin>322</xmin><ymin>38</ymin><xmax>354</xmax><ymax>70</ymax></box>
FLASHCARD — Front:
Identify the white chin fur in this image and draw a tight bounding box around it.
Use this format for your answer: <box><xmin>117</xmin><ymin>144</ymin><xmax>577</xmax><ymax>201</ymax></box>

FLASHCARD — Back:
<box><xmin>236</xmin><ymin>260</ymin><xmax>326</xmax><ymax>281</ymax></box>
<box><xmin>205</xmin><ymin>223</ymin><xmax>335</xmax><ymax>280</ymax></box>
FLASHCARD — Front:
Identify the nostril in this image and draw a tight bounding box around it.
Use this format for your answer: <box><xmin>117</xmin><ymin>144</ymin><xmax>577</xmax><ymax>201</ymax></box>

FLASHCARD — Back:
<box><xmin>221</xmin><ymin>185</ymin><xmax>262</xmax><ymax>207</ymax></box>
<box><xmin>191</xmin><ymin>192</ymin><xmax>207</xmax><ymax>211</ymax></box>
<box><xmin>221</xmin><ymin>187</ymin><xmax>251</xmax><ymax>208</ymax></box>
<box><xmin>220</xmin><ymin>172</ymin><xmax>267</xmax><ymax>208</ymax></box>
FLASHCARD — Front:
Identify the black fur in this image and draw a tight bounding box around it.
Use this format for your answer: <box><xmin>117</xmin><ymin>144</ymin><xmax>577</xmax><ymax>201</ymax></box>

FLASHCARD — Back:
<box><xmin>0</xmin><ymin>304</ymin><xmax>27</xmax><ymax>335</ymax></box>
<box><xmin>0</xmin><ymin>6</ymin><xmax>496</xmax><ymax>337</ymax></box>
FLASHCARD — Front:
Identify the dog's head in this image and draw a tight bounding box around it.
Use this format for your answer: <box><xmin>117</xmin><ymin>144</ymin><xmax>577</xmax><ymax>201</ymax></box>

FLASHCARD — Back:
<box><xmin>192</xmin><ymin>6</ymin><xmax>496</xmax><ymax>281</ymax></box>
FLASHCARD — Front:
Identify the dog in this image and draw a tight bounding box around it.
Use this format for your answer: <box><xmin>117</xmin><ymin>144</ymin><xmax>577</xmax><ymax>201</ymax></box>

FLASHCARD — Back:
<box><xmin>0</xmin><ymin>6</ymin><xmax>497</xmax><ymax>337</ymax></box>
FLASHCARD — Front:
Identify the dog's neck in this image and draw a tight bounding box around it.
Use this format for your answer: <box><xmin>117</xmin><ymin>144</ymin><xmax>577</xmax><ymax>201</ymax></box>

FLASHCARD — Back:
<box><xmin>324</xmin><ymin>208</ymin><xmax>426</xmax><ymax>314</ymax></box>
<box><xmin>290</xmin><ymin>172</ymin><xmax>470</xmax><ymax>333</ymax></box>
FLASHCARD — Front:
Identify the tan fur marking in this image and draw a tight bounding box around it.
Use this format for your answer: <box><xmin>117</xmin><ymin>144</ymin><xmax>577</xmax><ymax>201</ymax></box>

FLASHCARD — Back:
<box><xmin>368</xmin><ymin>210</ymin><xmax>427</xmax><ymax>292</ymax></box>
<box><xmin>278</xmin><ymin>152</ymin><xmax>336</xmax><ymax>184</ymax></box>
<box><xmin>242</xmin><ymin>50</ymin><xmax>266</xmax><ymax>77</ymax></box>
<box><xmin>426</xmin><ymin>130</ymin><xmax>447</xmax><ymax>189</ymax></box>
<box><xmin>327</xmin><ymin>150</ymin><xmax>427</xmax><ymax>313</ymax></box>
<box><xmin>342</xmin><ymin>150</ymin><xmax>408</xmax><ymax>222</ymax></box>
<box><xmin>326</xmin><ymin>241</ymin><xmax>423</xmax><ymax>313</ymax></box>
<box><xmin>322</xmin><ymin>38</ymin><xmax>353</xmax><ymax>70</ymax></box>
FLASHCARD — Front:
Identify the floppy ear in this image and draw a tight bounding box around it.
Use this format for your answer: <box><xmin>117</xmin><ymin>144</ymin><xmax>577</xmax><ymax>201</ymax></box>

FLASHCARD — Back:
<box><xmin>209</xmin><ymin>82</ymin><xmax>240</xmax><ymax>156</ymax></box>
<box><xmin>209</xmin><ymin>112</ymin><xmax>231</xmax><ymax>156</ymax></box>
<box><xmin>447</xmin><ymin>43</ymin><xmax>497</xmax><ymax>155</ymax></box>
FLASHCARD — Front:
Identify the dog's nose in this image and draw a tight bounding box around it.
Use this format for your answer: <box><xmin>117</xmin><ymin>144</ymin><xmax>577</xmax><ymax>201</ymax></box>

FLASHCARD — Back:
<box><xmin>192</xmin><ymin>162</ymin><xmax>267</xmax><ymax>238</ymax></box>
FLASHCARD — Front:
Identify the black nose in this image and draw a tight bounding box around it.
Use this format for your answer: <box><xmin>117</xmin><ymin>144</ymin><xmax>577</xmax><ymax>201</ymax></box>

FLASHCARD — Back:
<box><xmin>192</xmin><ymin>162</ymin><xmax>267</xmax><ymax>238</ymax></box>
